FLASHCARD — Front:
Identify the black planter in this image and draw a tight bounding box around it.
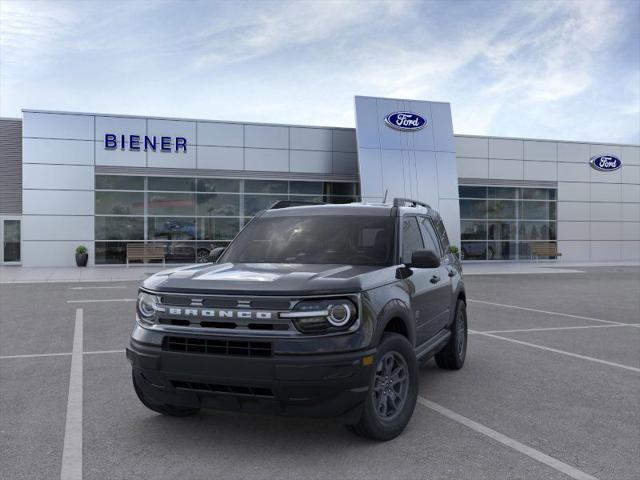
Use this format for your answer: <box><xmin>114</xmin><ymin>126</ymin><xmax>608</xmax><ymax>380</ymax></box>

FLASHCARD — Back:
<box><xmin>75</xmin><ymin>253</ymin><xmax>88</xmax><ymax>267</ymax></box>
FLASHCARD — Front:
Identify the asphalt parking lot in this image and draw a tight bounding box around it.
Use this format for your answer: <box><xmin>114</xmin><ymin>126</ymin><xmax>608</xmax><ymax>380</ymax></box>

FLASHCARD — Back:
<box><xmin>1</xmin><ymin>266</ymin><xmax>639</xmax><ymax>480</ymax></box>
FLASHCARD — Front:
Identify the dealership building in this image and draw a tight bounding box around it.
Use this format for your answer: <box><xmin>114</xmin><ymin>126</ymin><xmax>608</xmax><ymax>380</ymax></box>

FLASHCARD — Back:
<box><xmin>0</xmin><ymin>95</ymin><xmax>638</xmax><ymax>267</ymax></box>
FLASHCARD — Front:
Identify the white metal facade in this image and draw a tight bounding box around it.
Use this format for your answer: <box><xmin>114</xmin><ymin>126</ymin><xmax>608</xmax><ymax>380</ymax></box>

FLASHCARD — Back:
<box><xmin>9</xmin><ymin>102</ymin><xmax>640</xmax><ymax>266</ymax></box>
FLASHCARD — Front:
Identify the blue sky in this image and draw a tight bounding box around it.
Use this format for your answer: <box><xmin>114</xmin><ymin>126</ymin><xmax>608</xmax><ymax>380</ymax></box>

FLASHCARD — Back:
<box><xmin>1</xmin><ymin>0</ymin><xmax>638</xmax><ymax>143</ymax></box>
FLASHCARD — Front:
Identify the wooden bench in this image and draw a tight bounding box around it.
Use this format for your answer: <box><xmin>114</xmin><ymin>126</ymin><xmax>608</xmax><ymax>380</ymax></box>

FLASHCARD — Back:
<box><xmin>126</xmin><ymin>244</ymin><xmax>165</xmax><ymax>266</ymax></box>
<box><xmin>530</xmin><ymin>242</ymin><xmax>562</xmax><ymax>261</ymax></box>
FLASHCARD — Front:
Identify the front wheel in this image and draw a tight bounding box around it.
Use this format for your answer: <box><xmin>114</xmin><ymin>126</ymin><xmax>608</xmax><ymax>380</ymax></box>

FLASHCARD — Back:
<box><xmin>435</xmin><ymin>299</ymin><xmax>468</xmax><ymax>370</ymax></box>
<box><xmin>347</xmin><ymin>333</ymin><xmax>418</xmax><ymax>441</ymax></box>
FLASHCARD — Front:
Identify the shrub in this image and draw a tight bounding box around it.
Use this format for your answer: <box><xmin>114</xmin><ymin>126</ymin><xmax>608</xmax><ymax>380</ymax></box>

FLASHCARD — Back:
<box><xmin>75</xmin><ymin>245</ymin><xmax>88</xmax><ymax>255</ymax></box>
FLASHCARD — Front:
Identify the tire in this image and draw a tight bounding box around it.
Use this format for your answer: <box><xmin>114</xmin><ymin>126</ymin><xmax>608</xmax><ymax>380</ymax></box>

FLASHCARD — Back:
<box><xmin>348</xmin><ymin>333</ymin><xmax>418</xmax><ymax>441</ymax></box>
<box><xmin>196</xmin><ymin>249</ymin><xmax>210</xmax><ymax>263</ymax></box>
<box><xmin>435</xmin><ymin>299</ymin><xmax>468</xmax><ymax>370</ymax></box>
<box><xmin>487</xmin><ymin>247</ymin><xmax>495</xmax><ymax>260</ymax></box>
<box><xmin>132</xmin><ymin>371</ymin><xmax>200</xmax><ymax>417</ymax></box>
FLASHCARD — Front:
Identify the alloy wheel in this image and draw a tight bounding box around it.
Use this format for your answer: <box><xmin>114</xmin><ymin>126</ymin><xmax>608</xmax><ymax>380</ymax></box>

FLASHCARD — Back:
<box><xmin>372</xmin><ymin>351</ymin><xmax>409</xmax><ymax>420</ymax></box>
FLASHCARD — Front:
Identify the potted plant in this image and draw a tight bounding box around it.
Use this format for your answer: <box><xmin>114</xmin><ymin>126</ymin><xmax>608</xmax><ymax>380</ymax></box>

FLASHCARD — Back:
<box><xmin>75</xmin><ymin>245</ymin><xmax>88</xmax><ymax>267</ymax></box>
<box><xmin>448</xmin><ymin>245</ymin><xmax>460</xmax><ymax>260</ymax></box>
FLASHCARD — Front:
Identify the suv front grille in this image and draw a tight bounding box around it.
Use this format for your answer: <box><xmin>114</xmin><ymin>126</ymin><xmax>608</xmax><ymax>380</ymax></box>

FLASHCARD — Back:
<box><xmin>163</xmin><ymin>336</ymin><xmax>272</xmax><ymax>357</ymax></box>
<box><xmin>171</xmin><ymin>380</ymin><xmax>274</xmax><ymax>398</ymax></box>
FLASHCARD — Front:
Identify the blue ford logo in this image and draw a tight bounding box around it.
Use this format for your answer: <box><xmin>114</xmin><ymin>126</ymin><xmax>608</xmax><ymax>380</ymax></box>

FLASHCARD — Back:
<box><xmin>590</xmin><ymin>155</ymin><xmax>622</xmax><ymax>172</ymax></box>
<box><xmin>384</xmin><ymin>112</ymin><xmax>427</xmax><ymax>131</ymax></box>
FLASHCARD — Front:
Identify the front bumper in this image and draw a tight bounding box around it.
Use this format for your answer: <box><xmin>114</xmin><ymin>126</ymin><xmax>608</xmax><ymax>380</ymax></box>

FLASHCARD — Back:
<box><xmin>126</xmin><ymin>328</ymin><xmax>376</xmax><ymax>420</ymax></box>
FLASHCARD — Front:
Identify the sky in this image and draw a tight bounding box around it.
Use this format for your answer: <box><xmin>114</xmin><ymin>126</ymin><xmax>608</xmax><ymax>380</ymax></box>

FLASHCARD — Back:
<box><xmin>1</xmin><ymin>0</ymin><xmax>639</xmax><ymax>143</ymax></box>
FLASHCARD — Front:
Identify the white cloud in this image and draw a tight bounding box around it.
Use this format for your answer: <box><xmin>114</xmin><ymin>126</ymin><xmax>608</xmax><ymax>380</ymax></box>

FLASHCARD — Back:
<box><xmin>0</xmin><ymin>0</ymin><xmax>637</xmax><ymax>143</ymax></box>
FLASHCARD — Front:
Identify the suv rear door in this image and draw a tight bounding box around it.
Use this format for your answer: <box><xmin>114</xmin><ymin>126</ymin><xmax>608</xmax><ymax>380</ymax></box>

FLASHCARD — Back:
<box><xmin>400</xmin><ymin>216</ymin><xmax>446</xmax><ymax>346</ymax></box>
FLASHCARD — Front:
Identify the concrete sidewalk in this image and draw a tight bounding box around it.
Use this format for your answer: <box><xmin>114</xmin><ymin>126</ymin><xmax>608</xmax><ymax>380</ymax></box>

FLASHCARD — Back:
<box><xmin>461</xmin><ymin>260</ymin><xmax>640</xmax><ymax>275</ymax></box>
<box><xmin>1</xmin><ymin>261</ymin><xmax>638</xmax><ymax>284</ymax></box>
<box><xmin>0</xmin><ymin>265</ymin><xmax>168</xmax><ymax>284</ymax></box>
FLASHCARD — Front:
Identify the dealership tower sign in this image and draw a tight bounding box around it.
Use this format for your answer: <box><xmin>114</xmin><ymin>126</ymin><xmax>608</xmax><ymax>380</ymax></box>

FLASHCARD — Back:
<box><xmin>384</xmin><ymin>112</ymin><xmax>427</xmax><ymax>131</ymax></box>
<box><xmin>589</xmin><ymin>154</ymin><xmax>622</xmax><ymax>171</ymax></box>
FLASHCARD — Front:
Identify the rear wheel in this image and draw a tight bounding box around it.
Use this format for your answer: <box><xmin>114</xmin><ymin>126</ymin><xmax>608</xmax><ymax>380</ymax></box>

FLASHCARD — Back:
<box><xmin>132</xmin><ymin>371</ymin><xmax>200</xmax><ymax>417</ymax></box>
<box><xmin>435</xmin><ymin>299</ymin><xmax>467</xmax><ymax>370</ymax></box>
<box><xmin>348</xmin><ymin>333</ymin><xmax>418</xmax><ymax>441</ymax></box>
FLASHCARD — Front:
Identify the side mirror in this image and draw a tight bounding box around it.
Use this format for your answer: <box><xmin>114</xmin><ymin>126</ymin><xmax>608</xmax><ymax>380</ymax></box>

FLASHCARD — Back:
<box><xmin>408</xmin><ymin>249</ymin><xmax>440</xmax><ymax>269</ymax></box>
<box><xmin>208</xmin><ymin>247</ymin><xmax>226</xmax><ymax>263</ymax></box>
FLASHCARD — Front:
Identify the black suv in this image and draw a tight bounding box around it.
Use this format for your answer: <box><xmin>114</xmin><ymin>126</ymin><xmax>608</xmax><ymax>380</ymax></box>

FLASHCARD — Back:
<box><xmin>127</xmin><ymin>198</ymin><xmax>468</xmax><ymax>440</ymax></box>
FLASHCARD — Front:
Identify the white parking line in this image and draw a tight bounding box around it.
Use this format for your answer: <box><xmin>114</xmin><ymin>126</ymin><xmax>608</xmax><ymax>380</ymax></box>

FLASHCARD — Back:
<box><xmin>468</xmin><ymin>299</ymin><xmax>625</xmax><ymax>326</ymax></box>
<box><xmin>0</xmin><ymin>349</ymin><xmax>125</xmax><ymax>360</ymax></box>
<box><xmin>417</xmin><ymin>397</ymin><xmax>598</xmax><ymax>480</ymax></box>
<box><xmin>66</xmin><ymin>298</ymin><xmax>136</xmax><ymax>304</ymax></box>
<box><xmin>0</xmin><ymin>352</ymin><xmax>73</xmax><ymax>360</ymax></box>
<box><xmin>470</xmin><ymin>323</ymin><xmax>640</xmax><ymax>334</ymax></box>
<box><xmin>474</xmin><ymin>331</ymin><xmax>640</xmax><ymax>373</ymax></box>
<box><xmin>60</xmin><ymin>308</ymin><xmax>83</xmax><ymax>480</ymax></box>
<box><xmin>84</xmin><ymin>349</ymin><xmax>125</xmax><ymax>355</ymax></box>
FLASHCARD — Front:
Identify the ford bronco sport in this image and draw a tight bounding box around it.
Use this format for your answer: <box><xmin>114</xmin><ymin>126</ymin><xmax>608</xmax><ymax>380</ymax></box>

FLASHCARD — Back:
<box><xmin>127</xmin><ymin>198</ymin><xmax>468</xmax><ymax>440</ymax></box>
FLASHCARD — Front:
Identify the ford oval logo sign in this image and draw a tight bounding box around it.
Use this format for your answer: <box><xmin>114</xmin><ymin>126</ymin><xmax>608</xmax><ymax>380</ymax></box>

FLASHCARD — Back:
<box><xmin>590</xmin><ymin>155</ymin><xmax>622</xmax><ymax>172</ymax></box>
<box><xmin>384</xmin><ymin>112</ymin><xmax>427</xmax><ymax>131</ymax></box>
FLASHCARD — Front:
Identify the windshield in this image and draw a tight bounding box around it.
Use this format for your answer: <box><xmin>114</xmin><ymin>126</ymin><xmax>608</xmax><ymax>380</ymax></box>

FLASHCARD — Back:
<box><xmin>220</xmin><ymin>215</ymin><xmax>395</xmax><ymax>266</ymax></box>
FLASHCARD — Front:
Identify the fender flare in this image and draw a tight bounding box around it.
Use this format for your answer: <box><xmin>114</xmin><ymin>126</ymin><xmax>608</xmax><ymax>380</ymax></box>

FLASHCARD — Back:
<box><xmin>372</xmin><ymin>298</ymin><xmax>415</xmax><ymax>347</ymax></box>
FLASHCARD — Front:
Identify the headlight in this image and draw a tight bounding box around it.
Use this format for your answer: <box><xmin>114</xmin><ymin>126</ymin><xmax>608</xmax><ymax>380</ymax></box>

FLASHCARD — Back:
<box><xmin>281</xmin><ymin>298</ymin><xmax>358</xmax><ymax>333</ymax></box>
<box><xmin>137</xmin><ymin>291</ymin><xmax>161</xmax><ymax>326</ymax></box>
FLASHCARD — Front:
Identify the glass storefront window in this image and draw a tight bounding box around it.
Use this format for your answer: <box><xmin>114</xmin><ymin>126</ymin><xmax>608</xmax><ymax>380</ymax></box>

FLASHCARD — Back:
<box><xmin>521</xmin><ymin>201</ymin><xmax>555</xmax><ymax>220</ymax></box>
<box><xmin>245</xmin><ymin>179</ymin><xmax>288</xmax><ymax>194</ymax></box>
<box><xmin>459</xmin><ymin>186</ymin><xmax>486</xmax><ymax>199</ymax></box>
<box><xmin>197</xmin><ymin>178</ymin><xmax>240</xmax><ymax>193</ymax></box>
<box><xmin>148</xmin><ymin>217</ymin><xmax>196</xmax><ymax>241</ymax></box>
<box><xmin>522</xmin><ymin>188</ymin><xmax>556</xmax><ymax>200</ymax></box>
<box><xmin>244</xmin><ymin>194</ymin><xmax>288</xmax><ymax>216</ymax></box>
<box><xmin>487</xmin><ymin>221</ymin><xmax>516</xmax><ymax>240</ymax></box>
<box><xmin>196</xmin><ymin>193</ymin><xmax>240</xmax><ymax>216</ymax></box>
<box><xmin>95</xmin><ymin>241</ymin><xmax>131</xmax><ymax>265</ymax></box>
<box><xmin>461</xmin><ymin>241</ymin><xmax>489</xmax><ymax>260</ymax></box>
<box><xmin>95</xmin><ymin>176</ymin><xmax>360</xmax><ymax>264</ymax></box>
<box><xmin>95</xmin><ymin>175</ymin><xmax>144</xmax><ymax>190</ymax></box>
<box><xmin>197</xmin><ymin>218</ymin><xmax>240</xmax><ymax>240</ymax></box>
<box><xmin>95</xmin><ymin>191</ymin><xmax>144</xmax><ymax>215</ymax></box>
<box><xmin>460</xmin><ymin>199</ymin><xmax>487</xmax><ymax>219</ymax></box>
<box><xmin>290</xmin><ymin>181</ymin><xmax>324</xmax><ymax>195</ymax></box>
<box><xmin>148</xmin><ymin>176</ymin><xmax>195</xmax><ymax>192</ymax></box>
<box><xmin>459</xmin><ymin>185</ymin><xmax>556</xmax><ymax>260</ymax></box>
<box><xmin>487</xmin><ymin>187</ymin><xmax>516</xmax><ymax>199</ymax></box>
<box><xmin>148</xmin><ymin>192</ymin><xmax>195</xmax><ymax>216</ymax></box>
<box><xmin>95</xmin><ymin>216</ymin><xmax>144</xmax><ymax>240</ymax></box>
<box><xmin>488</xmin><ymin>200</ymin><xmax>516</xmax><ymax>219</ymax></box>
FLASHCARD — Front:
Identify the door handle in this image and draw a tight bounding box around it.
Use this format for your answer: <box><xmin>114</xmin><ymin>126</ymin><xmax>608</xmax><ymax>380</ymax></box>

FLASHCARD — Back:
<box><xmin>430</xmin><ymin>275</ymin><xmax>440</xmax><ymax>284</ymax></box>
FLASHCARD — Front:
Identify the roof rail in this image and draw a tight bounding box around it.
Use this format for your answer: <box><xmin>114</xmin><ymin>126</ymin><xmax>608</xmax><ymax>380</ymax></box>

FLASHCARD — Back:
<box><xmin>392</xmin><ymin>197</ymin><xmax>431</xmax><ymax>209</ymax></box>
<box><xmin>269</xmin><ymin>200</ymin><xmax>324</xmax><ymax>210</ymax></box>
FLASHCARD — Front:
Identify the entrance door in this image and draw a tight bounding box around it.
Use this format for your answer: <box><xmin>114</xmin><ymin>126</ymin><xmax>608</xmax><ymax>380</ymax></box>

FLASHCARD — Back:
<box><xmin>1</xmin><ymin>218</ymin><xmax>21</xmax><ymax>264</ymax></box>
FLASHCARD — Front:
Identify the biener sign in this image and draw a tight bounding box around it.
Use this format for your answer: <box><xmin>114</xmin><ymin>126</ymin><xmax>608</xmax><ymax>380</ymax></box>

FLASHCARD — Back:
<box><xmin>104</xmin><ymin>134</ymin><xmax>188</xmax><ymax>152</ymax></box>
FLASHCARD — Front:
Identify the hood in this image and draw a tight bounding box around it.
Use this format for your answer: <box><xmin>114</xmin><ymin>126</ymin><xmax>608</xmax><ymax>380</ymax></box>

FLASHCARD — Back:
<box><xmin>141</xmin><ymin>262</ymin><xmax>396</xmax><ymax>296</ymax></box>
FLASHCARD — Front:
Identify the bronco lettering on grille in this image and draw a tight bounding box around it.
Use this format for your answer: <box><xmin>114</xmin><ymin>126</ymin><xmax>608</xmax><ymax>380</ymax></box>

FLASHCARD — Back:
<box><xmin>167</xmin><ymin>308</ymin><xmax>273</xmax><ymax>320</ymax></box>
